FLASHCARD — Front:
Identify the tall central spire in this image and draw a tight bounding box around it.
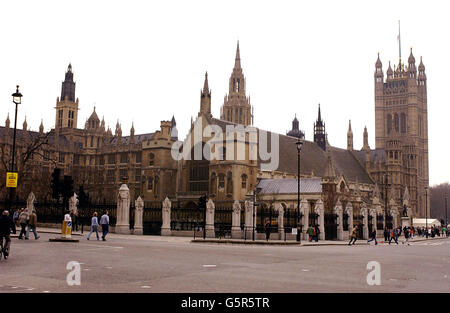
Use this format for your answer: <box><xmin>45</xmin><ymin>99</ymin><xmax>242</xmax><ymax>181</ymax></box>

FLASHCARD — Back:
<box><xmin>235</xmin><ymin>41</ymin><xmax>241</xmax><ymax>69</ymax></box>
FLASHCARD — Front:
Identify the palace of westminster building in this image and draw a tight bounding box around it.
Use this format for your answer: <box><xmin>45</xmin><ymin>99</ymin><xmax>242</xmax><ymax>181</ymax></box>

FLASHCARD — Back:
<box><xmin>0</xmin><ymin>42</ymin><xmax>429</xmax><ymax>219</ymax></box>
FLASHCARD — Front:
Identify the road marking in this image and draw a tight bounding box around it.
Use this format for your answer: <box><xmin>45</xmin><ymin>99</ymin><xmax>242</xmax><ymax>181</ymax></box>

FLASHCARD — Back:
<box><xmin>43</xmin><ymin>291</ymin><xmax>50</xmax><ymax>293</ymax></box>
<box><xmin>141</xmin><ymin>285</ymin><xmax>151</xmax><ymax>289</ymax></box>
<box><xmin>301</xmin><ymin>269</ymin><xmax>310</xmax><ymax>272</ymax></box>
<box><xmin>105</xmin><ymin>266</ymin><xmax>113</xmax><ymax>269</ymax></box>
<box><xmin>11</xmin><ymin>286</ymin><xmax>18</xmax><ymax>289</ymax></box>
<box><xmin>202</xmin><ymin>265</ymin><xmax>217</xmax><ymax>267</ymax></box>
<box><xmin>83</xmin><ymin>269</ymin><xmax>90</xmax><ymax>271</ymax></box>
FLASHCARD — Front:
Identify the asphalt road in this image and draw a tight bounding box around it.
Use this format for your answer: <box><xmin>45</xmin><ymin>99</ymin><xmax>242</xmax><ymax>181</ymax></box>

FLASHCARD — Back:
<box><xmin>1</xmin><ymin>233</ymin><xmax>449</xmax><ymax>293</ymax></box>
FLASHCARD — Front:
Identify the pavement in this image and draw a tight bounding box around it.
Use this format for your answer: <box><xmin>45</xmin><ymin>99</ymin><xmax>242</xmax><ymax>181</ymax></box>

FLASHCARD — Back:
<box><xmin>1</xmin><ymin>228</ymin><xmax>449</xmax><ymax>293</ymax></box>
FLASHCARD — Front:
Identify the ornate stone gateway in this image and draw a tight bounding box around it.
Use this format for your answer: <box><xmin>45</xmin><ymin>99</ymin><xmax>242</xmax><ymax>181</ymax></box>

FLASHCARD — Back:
<box><xmin>324</xmin><ymin>213</ymin><xmax>338</xmax><ymax>240</ymax></box>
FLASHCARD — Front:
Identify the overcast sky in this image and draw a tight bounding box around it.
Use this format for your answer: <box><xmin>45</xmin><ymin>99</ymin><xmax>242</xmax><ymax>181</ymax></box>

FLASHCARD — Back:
<box><xmin>1</xmin><ymin>0</ymin><xmax>448</xmax><ymax>186</ymax></box>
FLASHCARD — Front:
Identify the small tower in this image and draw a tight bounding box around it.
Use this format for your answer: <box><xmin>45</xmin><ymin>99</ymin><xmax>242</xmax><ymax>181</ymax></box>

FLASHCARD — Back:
<box><xmin>386</xmin><ymin>61</ymin><xmax>393</xmax><ymax>80</ymax></box>
<box><xmin>347</xmin><ymin>120</ymin><xmax>353</xmax><ymax>150</ymax></box>
<box><xmin>363</xmin><ymin>126</ymin><xmax>369</xmax><ymax>150</ymax></box>
<box><xmin>408</xmin><ymin>48</ymin><xmax>416</xmax><ymax>79</ymax></box>
<box><xmin>314</xmin><ymin>104</ymin><xmax>326</xmax><ymax>151</ymax></box>
<box><xmin>55</xmin><ymin>64</ymin><xmax>79</xmax><ymax>129</ymax></box>
<box><xmin>287</xmin><ymin>114</ymin><xmax>305</xmax><ymax>139</ymax></box>
<box><xmin>374</xmin><ymin>53</ymin><xmax>384</xmax><ymax>84</ymax></box>
<box><xmin>220</xmin><ymin>41</ymin><xmax>253</xmax><ymax>126</ymax></box>
<box><xmin>199</xmin><ymin>72</ymin><xmax>212</xmax><ymax>118</ymax></box>
<box><xmin>23</xmin><ymin>116</ymin><xmax>28</xmax><ymax>131</ymax></box>
<box><xmin>130</xmin><ymin>122</ymin><xmax>135</xmax><ymax>141</ymax></box>
<box><xmin>5</xmin><ymin>113</ymin><xmax>10</xmax><ymax>129</ymax></box>
<box><xmin>418</xmin><ymin>56</ymin><xmax>426</xmax><ymax>86</ymax></box>
<box><xmin>39</xmin><ymin>119</ymin><xmax>44</xmax><ymax>134</ymax></box>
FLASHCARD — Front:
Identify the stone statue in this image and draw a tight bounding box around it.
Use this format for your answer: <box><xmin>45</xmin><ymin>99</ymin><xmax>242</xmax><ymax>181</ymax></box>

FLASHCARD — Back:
<box><xmin>69</xmin><ymin>193</ymin><xmax>79</xmax><ymax>215</ymax></box>
<box><xmin>402</xmin><ymin>204</ymin><xmax>408</xmax><ymax>217</ymax></box>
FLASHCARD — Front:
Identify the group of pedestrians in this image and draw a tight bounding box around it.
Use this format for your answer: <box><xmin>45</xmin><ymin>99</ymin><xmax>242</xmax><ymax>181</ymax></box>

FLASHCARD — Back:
<box><xmin>87</xmin><ymin>211</ymin><xmax>110</xmax><ymax>241</ymax></box>
<box><xmin>307</xmin><ymin>225</ymin><xmax>321</xmax><ymax>242</ymax></box>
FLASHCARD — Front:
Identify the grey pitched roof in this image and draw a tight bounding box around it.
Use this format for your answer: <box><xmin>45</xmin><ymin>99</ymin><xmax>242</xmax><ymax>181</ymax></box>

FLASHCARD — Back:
<box><xmin>353</xmin><ymin>148</ymin><xmax>386</xmax><ymax>164</ymax></box>
<box><xmin>109</xmin><ymin>133</ymin><xmax>154</xmax><ymax>145</ymax></box>
<box><xmin>207</xmin><ymin>117</ymin><xmax>373</xmax><ymax>185</ymax></box>
<box><xmin>257</xmin><ymin>178</ymin><xmax>322</xmax><ymax>194</ymax></box>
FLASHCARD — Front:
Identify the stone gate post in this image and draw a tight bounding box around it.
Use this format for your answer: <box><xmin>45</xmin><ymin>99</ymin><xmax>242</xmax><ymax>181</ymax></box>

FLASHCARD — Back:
<box><xmin>232</xmin><ymin>200</ymin><xmax>241</xmax><ymax>239</ymax></box>
<box><xmin>361</xmin><ymin>203</ymin><xmax>369</xmax><ymax>240</ymax></box>
<box><xmin>277</xmin><ymin>203</ymin><xmax>284</xmax><ymax>240</ymax></box>
<box><xmin>334</xmin><ymin>199</ymin><xmax>344</xmax><ymax>240</ymax></box>
<box><xmin>300</xmin><ymin>199</ymin><xmax>309</xmax><ymax>240</ymax></box>
<box><xmin>314</xmin><ymin>199</ymin><xmax>325</xmax><ymax>240</ymax></box>
<box><xmin>161</xmin><ymin>197</ymin><xmax>172</xmax><ymax>236</ymax></box>
<box><xmin>116</xmin><ymin>183</ymin><xmax>131</xmax><ymax>234</ymax></box>
<box><xmin>244</xmin><ymin>200</ymin><xmax>254</xmax><ymax>239</ymax></box>
<box><xmin>345</xmin><ymin>202</ymin><xmax>353</xmax><ymax>241</ymax></box>
<box><xmin>205</xmin><ymin>199</ymin><xmax>215</xmax><ymax>238</ymax></box>
<box><xmin>134</xmin><ymin>196</ymin><xmax>144</xmax><ymax>235</ymax></box>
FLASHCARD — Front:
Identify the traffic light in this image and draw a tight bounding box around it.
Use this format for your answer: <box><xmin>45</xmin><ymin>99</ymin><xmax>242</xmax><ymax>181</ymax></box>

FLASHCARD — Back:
<box><xmin>51</xmin><ymin>168</ymin><xmax>61</xmax><ymax>200</ymax></box>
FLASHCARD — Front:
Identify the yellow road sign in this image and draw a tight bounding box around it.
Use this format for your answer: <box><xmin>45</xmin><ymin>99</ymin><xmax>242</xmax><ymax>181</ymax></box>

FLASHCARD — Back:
<box><xmin>6</xmin><ymin>172</ymin><xmax>18</xmax><ymax>188</ymax></box>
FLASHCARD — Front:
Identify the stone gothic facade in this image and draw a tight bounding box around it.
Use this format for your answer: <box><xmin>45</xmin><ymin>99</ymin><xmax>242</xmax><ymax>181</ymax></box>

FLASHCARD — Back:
<box><xmin>0</xmin><ymin>41</ymin><xmax>429</xmax><ymax>229</ymax></box>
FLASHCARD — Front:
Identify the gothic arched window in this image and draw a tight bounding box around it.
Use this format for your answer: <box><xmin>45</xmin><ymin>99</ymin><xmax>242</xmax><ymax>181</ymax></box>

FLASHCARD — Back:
<box><xmin>154</xmin><ymin>176</ymin><xmax>160</xmax><ymax>197</ymax></box>
<box><xmin>394</xmin><ymin>114</ymin><xmax>399</xmax><ymax>132</ymax></box>
<box><xmin>387</xmin><ymin>114</ymin><xmax>392</xmax><ymax>134</ymax></box>
<box><xmin>149</xmin><ymin>153</ymin><xmax>155</xmax><ymax>166</ymax></box>
<box><xmin>210</xmin><ymin>172</ymin><xmax>217</xmax><ymax>195</ymax></box>
<box><xmin>241</xmin><ymin>174</ymin><xmax>248</xmax><ymax>189</ymax></box>
<box><xmin>147</xmin><ymin>177</ymin><xmax>153</xmax><ymax>190</ymax></box>
<box><xmin>226</xmin><ymin>171</ymin><xmax>233</xmax><ymax>194</ymax></box>
<box><xmin>401</xmin><ymin>113</ymin><xmax>407</xmax><ymax>133</ymax></box>
<box><xmin>218</xmin><ymin>173</ymin><xmax>225</xmax><ymax>189</ymax></box>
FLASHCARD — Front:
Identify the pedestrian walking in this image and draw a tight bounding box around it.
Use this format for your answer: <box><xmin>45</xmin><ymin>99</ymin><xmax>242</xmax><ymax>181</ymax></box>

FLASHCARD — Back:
<box><xmin>100</xmin><ymin>211</ymin><xmax>110</xmax><ymax>241</ymax></box>
<box><xmin>314</xmin><ymin>225</ymin><xmax>320</xmax><ymax>242</ymax></box>
<box><xmin>0</xmin><ymin>210</ymin><xmax>14</xmax><ymax>259</ymax></box>
<box><xmin>307</xmin><ymin>226</ymin><xmax>314</xmax><ymax>242</ymax></box>
<box><xmin>25</xmin><ymin>209</ymin><xmax>40</xmax><ymax>240</ymax></box>
<box><xmin>384</xmin><ymin>227</ymin><xmax>389</xmax><ymax>242</ymax></box>
<box><xmin>264</xmin><ymin>219</ymin><xmax>271</xmax><ymax>241</ymax></box>
<box><xmin>402</xmin><ymin>227</ymin><xmax>411</xmax><ymax>245</ymax></box>
<box><xmin>348</xmin><ymin>225</ymin><xmax>358</xmax><ymax>245</ymax></box>
<box><xmin>11</xmin><ymin>209</ymin><xmax>19</xmax><ymax>234</ymax></box>
<box><xmin>87</xmin><ymin>212</ymin><xmax>100</xmax><ymax>240</ymax></box>
<box><xmin>17</xmin><ymin>209</ymin><xmax>28</xmax><ymax>240</ymax></box>
<box><xmin>388</xmin><ymin>228</ymin><xmax>398</xmax><ymax>245</ymax></box>
<box><xmin>367</xmin><ymin>229</ymin><xmax>378</xmax><ymax>245</ymax></box>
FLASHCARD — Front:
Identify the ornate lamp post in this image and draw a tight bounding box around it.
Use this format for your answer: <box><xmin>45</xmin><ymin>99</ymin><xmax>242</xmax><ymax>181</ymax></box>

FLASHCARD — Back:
<box><xmin>296</xmin><ymin>137</ymin><xmax>303</xmax><ymax>242</ymax></box>
<box><xmin>8</xmin><ymin>86</ymin><xmax>22</xmax><ymax>213</ymax></box>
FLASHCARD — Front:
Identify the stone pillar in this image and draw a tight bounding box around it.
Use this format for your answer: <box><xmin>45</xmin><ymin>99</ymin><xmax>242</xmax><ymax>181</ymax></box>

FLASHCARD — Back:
<box><xmin>345</xmin><ymin>202</ymin><xmax>353</xmax><ymax>240</ymax></box>
<box><xmin>334</xmin><ymin>199</ymin><xmax>344</xmax><ymax>240</ymax></box>
<box><xmin>69</xmin><ymin>193</ymin><xmax>78</xmax><ymax>215</ymax></box>
<box><xmin>277</xmin><ymin>203</ymin><xmax>284</xmax><ymax>240</ymax></box>
<box><xmin>314</xmin><ymin>199</ymin><xmax>325</xmax><ymax>240</ymax></box>
<box><xmin>361</xmin><ymin>203</ymin><xmax>369</xmax><ymax>240</ymax></box>
<box><xmin>232</xmin><ymin>200</ymin><xmax>242</xmax><ymax>239</ymax></box>
<box><xmin>390</xmin><ymin>208</ymin><xmax>399</xmax><ymax>229</ymax></box>
<box><xmin>134</xmin><ymin>196</ymin><xmax>144</xmax><ymax>235</ymax></box>
<box><xmin>244</xmin><ymin>200</ymin><xmax>254</xmax><ymax>239</ymax></box>
<box><xmin>115</xmin><ymin>183</ymin><xmax>131</xmax><ymax>234</ymax></box>
<box><xmin>26</xmin><ymin>192</ymin><xmax>36</xmax><ymax>216</ymax></box>
<box><xmin>205</xmin><ymin>199</ymin><xmax>215</xmax><ymax>238</ymax></box>
<box><xmin>300</xmin><ymin>199</ymin><xmax>309</xmax><ymax>240</ymax></box>
<box><xmin>161</xmin><ymin>197</ymin><xmax>171</xmax><ymax>236</ymax></box>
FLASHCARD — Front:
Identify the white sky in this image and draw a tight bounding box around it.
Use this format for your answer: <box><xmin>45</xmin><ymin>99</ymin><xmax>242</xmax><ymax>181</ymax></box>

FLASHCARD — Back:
<box><xmin>1</xmin><ymin>0</ymin><xmax>449</xmax><ymax>186</ymax></box>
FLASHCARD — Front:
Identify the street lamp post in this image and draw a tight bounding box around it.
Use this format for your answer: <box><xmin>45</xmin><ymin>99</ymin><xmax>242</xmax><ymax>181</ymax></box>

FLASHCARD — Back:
<box><xmin>384</xmin><ymin>172</ymin><xmax>389</xmax><ymax>230</ymax></box>
<box><xmin>8</xmin><ymin>86</ymin><xmax>22</xmax><ymax>213</ymax></box>
<box><xmin>252</xmin><ymin>187</ymin><xmax>261</xmax><ymax>241</ymax></box>
<box><xmin>296</xmin><ymin>137</ymin><xmax>303</xmax><ymax>242</ymax></box>
<box><xmin>425</xmin><ymin>187</ymin><xmax>428</xmax><ymax>238</ymax></box>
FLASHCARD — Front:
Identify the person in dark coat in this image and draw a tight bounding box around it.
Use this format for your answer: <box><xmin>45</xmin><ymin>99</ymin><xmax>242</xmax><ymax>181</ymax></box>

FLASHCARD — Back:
<box><xmin>314</xmin><ymin>225</ymin><xmax>320</xmax><ymax>242</ymax></box>
<box><xmin>264</xmin><ymin>220</ymin><xmax>271</xmax><ymax>241</ymax></box>
<box><xmin>0</xmin><ymin>210</ymin><xmax>14</xmax><ymax>259</ymax></box>
<box><xmin>367</xmin><ymin>229</ymin><xmax>378</xmax><ymax>245</ymax></box>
